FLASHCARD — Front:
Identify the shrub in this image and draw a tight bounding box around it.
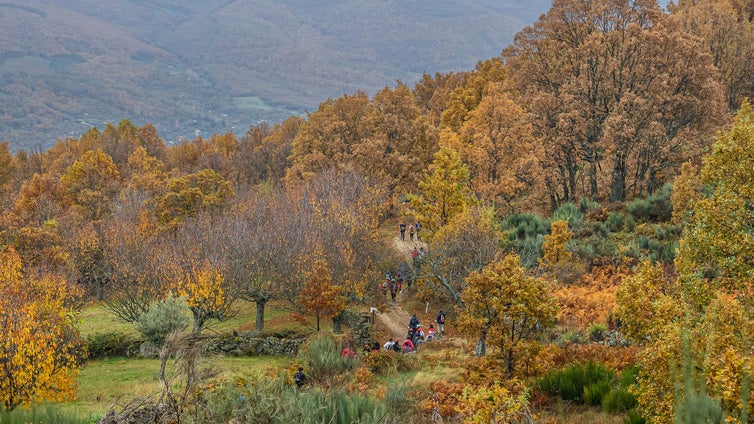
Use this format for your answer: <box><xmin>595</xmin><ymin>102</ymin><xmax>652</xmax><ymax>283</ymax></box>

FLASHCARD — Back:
<box><xmin>301</xmin><ymin>334</ymin><xmax>358</xmax><ymax>382</ymax></box>
<box><xmin>579</xmin><ymin>197</ymin><xmax>601</xmax><ymax>213</ymax></box>
<box><xmin>535</xmin><ymin>362</ymin><xmax>614</xmax><ymax>403</ymax></box>
<box><xmin>552</xmin><ymin>202</ymin><xmax>583</xmax><ymax>227</ymax></box>
<box><xmin>85</xmin><ymin>331</ymin><xmax>138</xmax><ymax>358</ymax></box>
<box><xmin>606</xmin><ymin>212</ymin><xmax>625</xmax><ymax>233</ymax></box>
<box><xmin>134</xmin><ymin>296</ymin><xmax>190</xmax><ymax>345</ymax></box>
<box><xmin>588</xmin><ymin>323</ymin><xmax>608</xmax><ymax>342</ymax></box>
<box><xmin>624</xmin><ymin>411</ymin><xmax>647</xmax><ymax>424</ymax></box>
<box><xmin>362</xmin><ymin>350</ymin><xmax>416</xmax><ymax>375</ymax></box>
<box><xmin>625</xmin><ymin>215</ymin><xmax>636</xmax><ymax>232</ymax></box>
<box><xmin>584</xmin><ymin>380</ymin><xmax>612</xmax><ymax>406</ymax></box>
<box><xmin>625</xmin><ymin>184</ymin><xmax>672</xmax><ymax>223</ymax></box>
<box><xmin>500</xmin><ymin>213</ymin><xmax>549</xmax><ymax>268</ymax></box>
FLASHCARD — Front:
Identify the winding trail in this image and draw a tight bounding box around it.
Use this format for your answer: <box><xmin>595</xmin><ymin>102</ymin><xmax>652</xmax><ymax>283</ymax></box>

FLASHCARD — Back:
<box><xmin>370</xmin><ymin>235</ymin><xmax>428</xmax><ymax>340</ymax></box>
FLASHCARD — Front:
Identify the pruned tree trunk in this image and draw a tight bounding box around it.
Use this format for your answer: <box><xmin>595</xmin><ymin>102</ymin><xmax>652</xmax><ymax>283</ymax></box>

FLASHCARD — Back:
<box><xmin>255</xmin><ymin>298</ymin><xmax>266</xmax><ymax>331</ymax></box>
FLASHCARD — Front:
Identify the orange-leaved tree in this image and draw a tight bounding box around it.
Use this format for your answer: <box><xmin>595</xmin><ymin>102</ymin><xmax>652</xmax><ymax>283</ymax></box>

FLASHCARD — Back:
<box><xmin>299</xmin><ymin>258</ymin><xmax>346</xmax><ymax>331</ymax></box>
<box><xmin>0</xmin><ymin>247</ymin><xmax>83</xmax><ymax>411</ymax></box>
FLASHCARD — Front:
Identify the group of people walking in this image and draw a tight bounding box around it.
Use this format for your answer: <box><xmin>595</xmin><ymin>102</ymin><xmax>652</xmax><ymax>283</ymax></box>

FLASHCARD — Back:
<box><xmin>399</xmin><ymin>222</ymin><xmax>421</xmax><ymax>242</ymax></box>
<box><xmin>383</xmin><ymin>310</ymin><xmax>447</xmax><ymax>354</ymax></box>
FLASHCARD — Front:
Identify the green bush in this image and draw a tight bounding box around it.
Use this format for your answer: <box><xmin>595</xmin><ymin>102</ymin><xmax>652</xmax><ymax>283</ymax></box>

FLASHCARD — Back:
<box><xmin>134</xmin><ymin>296</ymin><xmax>190</xmax><ymax>345</ymax></box>
<box><xmin>85</xmin><ymin>331</ymin><xmax>138</xmax><ymax>358</ymax></box>
<box><xmin>500</xmin><ymin>213</ymin><xmax>549</xmax><ymax>268</ymax></box>
<box><xmin>602</xmin><ymin>365</ymin><xmax>639</xmax><ymax>413</ymax></box>
<box><xmin>625</xmin><ymin>215</ymin><xmax>636</xmax><ymax>232</ymax></box>
<box><xmin>625</xmin><ymin>184</ymin><xmax>672</xmax><ymax>223</ymax></box>
<box><xmin>624</xmin><ymin>411</ymin><xmax>646</xmax><ymax>424</ymax></box>
<box><xmin>584</xmin><ymin>380</ymin><xmax>611</xmax><ymax>406</ymax></box>
<box><xmin>557</xmin><ymin>330</ymin><xmax>586</xmax><ymax>346</ymax></box>
<box><xmin>302</xmin><ymin>334</ymin><xmax>358</xmax><ymax>382</ymax></box>
<box><xmin>535</xmin><ymin>362</ymin><xmax>614</xmax><ymax>403</ymax></box>
<box><xmin>579</xmin><ymin>197</ymin><xmax>601</xmax><ymax>213</ymax></box>
<box><xmin>588</xmin><ymin>323</ymin><xmax>607</xmax><ymax>342</ymax></box>
<box><xmin>552</xmin><ymin>202</ymin><xmax>583</xmax><ymax>227</ymax></box>
<box><xmin>606</xmin><ymin>212</ymin><xmax>625</xmax><ymax>233</ymax></box>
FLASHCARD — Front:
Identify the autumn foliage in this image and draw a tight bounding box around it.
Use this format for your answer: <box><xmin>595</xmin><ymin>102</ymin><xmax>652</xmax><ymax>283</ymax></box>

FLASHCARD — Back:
<box><xmin>0</xmin><ymin>247</ymin><xmax>82</xmax><ymax>411</ymax></box>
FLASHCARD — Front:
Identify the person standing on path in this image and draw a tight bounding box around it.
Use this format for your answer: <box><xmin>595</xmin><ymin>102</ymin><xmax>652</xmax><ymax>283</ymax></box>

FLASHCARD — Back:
<box><xmin>399</xmin><ymin>222</ymin><xmax>406</xmax><ymax>241</ymax></box>
<box><xmin>409</xmin><ymin>224</ymin><xmax>415</xmax><ymax>241</ymax></box>
<box><xmin>436</xmin><ymin>310</ymin><xmax>446</xmax><ymax>334</ymax></box>
<box><xmin>416</xmin><ymin>222</ymin><xmax>422</xmax><ymax>240</ymax></box>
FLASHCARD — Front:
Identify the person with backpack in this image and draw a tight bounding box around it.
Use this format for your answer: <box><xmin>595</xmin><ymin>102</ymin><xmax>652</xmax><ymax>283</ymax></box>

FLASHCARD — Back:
<box><xmin>399</xmin><ymin>222</ymin><xmax>406</xmax><ymax>241</ymax></box>
<box><xmin>384</xmin><ymin>338</ymin><xmax>396</xmax><ymax>351</ymax></box>
<box><xmin>436</xmin><ymin>310</ymin><xmax>446</xmax><ymax>334</ymax></box>
<box><xmin>402</xmin><ymin>336</ymin><xmax>415</xmax><ymax>352</ymax></box>
<box><xmin>408</xmin><ymin>314</ymin><xmax>420</xmax><ymax>330</ymax></box>
<box><xmin>294</xmin><ymin>367</ymin><xmax>307</xmax><ymax>388</ymax></box>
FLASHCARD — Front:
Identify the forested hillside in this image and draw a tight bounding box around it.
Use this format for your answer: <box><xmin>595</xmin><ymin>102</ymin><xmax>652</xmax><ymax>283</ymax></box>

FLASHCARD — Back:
<box><xmin>1</xmin><ymin>0</ymin><xmax>754</xmax><ymax>423</ymax></box>
<box><xmin>0</xmin><ymin>0</ymin><xmax>549</xmax><ymax>151</ymax></box>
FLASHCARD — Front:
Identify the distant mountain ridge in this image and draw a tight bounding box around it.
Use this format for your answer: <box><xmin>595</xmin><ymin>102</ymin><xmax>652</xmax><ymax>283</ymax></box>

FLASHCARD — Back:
<box><xmin>0</xmin><ymin>0</ymin><xmax>551</xmax><ymax>151</ymax></box>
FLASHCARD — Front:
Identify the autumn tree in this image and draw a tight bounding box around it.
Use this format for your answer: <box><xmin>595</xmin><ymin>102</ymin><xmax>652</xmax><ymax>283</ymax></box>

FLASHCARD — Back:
<box><xmin>299</xmin><ymin>258</ymin><xmax>346</xmax><ymax>331</ymax></box>
<box><xmin>417</xmin><ymin>206</ymin><xmax>501</xmax><ymax>306</ymax></box>
<box><xmin>455</xmin><ymin>84</ymin><xmax>545</xmax><ymax>213</ymax></box>
<box><xmin>0</xmin><ymin>247</ymin><xmax>83</xmax><ymax>411</ymax></box>
<box><xmin>408</xmin><ymin>145</ymin><xmax>476</xmax><ymax>239</ymax></box>
<box><xmin>617</xmin><ymin>102</ymin><xmax>754</xmax><ymax>422</ymax></box>
<box><xmin>174</xmin><ymin>260</ymin><xmax>234</xmax><ymax>334</ymax></box>
<box><xmin>458</xmin><ymin>254</ymin><xmax>557</xmax><ymax>377</ymax></box>
<box><xmin>156</xmin><ymin>169</ymin><xmax>235</xmax><ymax>230</ymax></box>
<box><xmin>504</xmin><ymin>0</ymin><xmax>726</xmax><ymax>206</ymax></box>
<box><xmin>669</xmin><ymin>0</ymin><xmax>754</xmax><ymax>111</ymax></box>
<box><xmin>60</xmin><ymin>149</ymin><xmax>121</xmax><ymax>222</ymax></box>
<box><xmin>286</xmin><ymin>92</ymin><xmax>372</xmax><ymax>183</ymax></box>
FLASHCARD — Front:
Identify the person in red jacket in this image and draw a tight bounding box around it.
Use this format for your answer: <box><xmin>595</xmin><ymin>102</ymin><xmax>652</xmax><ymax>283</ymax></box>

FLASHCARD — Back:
<box><xmin>402</xmin><ymin>337</ymin><xmax>415</xmax><ymax>352</ymax></box>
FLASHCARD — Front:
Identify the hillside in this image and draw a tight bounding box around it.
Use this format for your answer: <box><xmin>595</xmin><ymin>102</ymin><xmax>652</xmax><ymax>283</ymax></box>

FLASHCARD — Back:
<box><xmin>0</xmin><ymin>0</ymin><xmax>550</xmax><ymax>151</ymax></box>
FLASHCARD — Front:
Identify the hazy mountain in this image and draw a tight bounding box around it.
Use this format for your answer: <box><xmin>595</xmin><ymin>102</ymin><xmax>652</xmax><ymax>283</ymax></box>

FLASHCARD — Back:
<box><xmin>0</xmin><ymin>0</ymin><xmax>552</xmax><ymax>150</ymax></box>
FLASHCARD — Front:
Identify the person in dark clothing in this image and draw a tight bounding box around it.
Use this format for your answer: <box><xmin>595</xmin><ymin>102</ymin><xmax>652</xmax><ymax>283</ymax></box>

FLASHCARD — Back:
<box><xmin>294</xmin><ymin>367</ymin><xmax>307</xmax><ymax>388</ymax></box>
<box><xmin>436</xmin><ymin>310</ymin><xmax>446</xmax><ymax>333</ymax></box>
<box><xmin>408</xmin><ymin>314</ymin><xmax>420</xmax><ymax>330</ymax></box>
<box><xmin>399</xmin><ymin>222</ymin><xmax>406</xmax><ymax>241</ymax></box>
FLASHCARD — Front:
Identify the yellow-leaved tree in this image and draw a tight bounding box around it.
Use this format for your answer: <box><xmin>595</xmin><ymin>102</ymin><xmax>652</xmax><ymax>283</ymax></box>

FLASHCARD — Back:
<box><xmin>0</xmin><ymin>247</ymin><xmax>83</xmax><ymax>411</ymax></box>
<box><xmin>176</xmin><ymin>261</ymin><xmax>235</xmax><ymax>334</ymax></box>
<box><xmin>618</xmin><ymin>100</ymin><xmax>754</xmax><ymax>423</ymax></box>
<box><xmin>458</xmin><ymin>254</ymin><xmax>558</xmax><ymax>377</ymax></box>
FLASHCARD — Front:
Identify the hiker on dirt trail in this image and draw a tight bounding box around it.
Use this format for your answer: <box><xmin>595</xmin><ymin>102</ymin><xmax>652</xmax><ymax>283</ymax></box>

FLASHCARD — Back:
<box><xmin>436</xmin><ymin>310</ymin><xmax>446</xmax><ymax>333</ymax></box>
<box><xmin>409</xmin><ymin>224</ymin><xmax>415</xmax><ymax>241</ymax></box>
<box><xmin>381</xmin><ymin>280</ymin><xmax>388</xmax><ymax>298</ymax></box>
<box><xmin>413</xmin><ymin>325</ymin><xmax>425</xmax><ymax>346</ymax></box>
<box><xmin>390</xmin><ymin>285</ymin><xmax>397</xmax><ymax>302</ymax></box>
<box><xmin>399</xmin><ymin>222</ymin><xmax>406</xmax><ymax>241</ymax></box>
<box><xmin>409</xmin><ymin>314</ymin><xmax>420</xmax><ymax>330</ymax></box>
<box><xmin>392</xmin><ymin>342</ymin><xmax>401</xmax><ymax>353</ymax></box>
<box><xmin>416</xmin><ymin>222</ymin><xmax>422</xmax><ymax>240</ymax></box>
<box><xmin>294</xmin><ymin>367</ymin><xmax>307</xmax><ymax>388</ymax></box>
<box><xmin>402</xmin><ymin>337</ymin><xmax>415</xmax><ymax>352</ymax></box>
<box><xmin>427</xmin><ymin>324</ymin><xmax>437</xmax><ymax>340</ymax></box>
<box><xmin>372</xmin><ymin>341</ymin><xmax>381</xmax><ymax>352</ymax></box>
<box><xmin>384</xmin><ymin>338</ymin><xmax>395</xmax><ymax>351</ymax></box>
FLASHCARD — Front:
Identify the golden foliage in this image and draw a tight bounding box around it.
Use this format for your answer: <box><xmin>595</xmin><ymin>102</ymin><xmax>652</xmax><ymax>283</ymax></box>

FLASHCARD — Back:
<box><xmin>0</xmin><ymin>247</ymin><xmax>82</xmax><ymax>411</ymax></box>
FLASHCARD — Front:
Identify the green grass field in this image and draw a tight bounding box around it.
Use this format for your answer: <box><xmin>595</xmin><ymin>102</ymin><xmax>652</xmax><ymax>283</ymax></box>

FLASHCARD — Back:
<box><xmin>68</xmin><ymin>300</ymin><xmax>306</xmax><ymax>419</ymax></box>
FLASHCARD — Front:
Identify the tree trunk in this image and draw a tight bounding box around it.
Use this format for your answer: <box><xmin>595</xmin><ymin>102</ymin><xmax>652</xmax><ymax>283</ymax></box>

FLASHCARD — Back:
<box><xmin>475</xmin><ymin>330</ymin><xmax>487</xmax><ymax>357</ymax></box>
<box><xmin>255</xmin><ymin>298</ymin><xmax>266</xmax><ymax>331</ymax></box>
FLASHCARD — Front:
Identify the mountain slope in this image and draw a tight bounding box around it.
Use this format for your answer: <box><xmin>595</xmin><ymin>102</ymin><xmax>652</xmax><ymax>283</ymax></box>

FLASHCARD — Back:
<box><xmin>0</xmin><ymin>0</ymin><xmax>550</xmax><ymax>150</ymax></box>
